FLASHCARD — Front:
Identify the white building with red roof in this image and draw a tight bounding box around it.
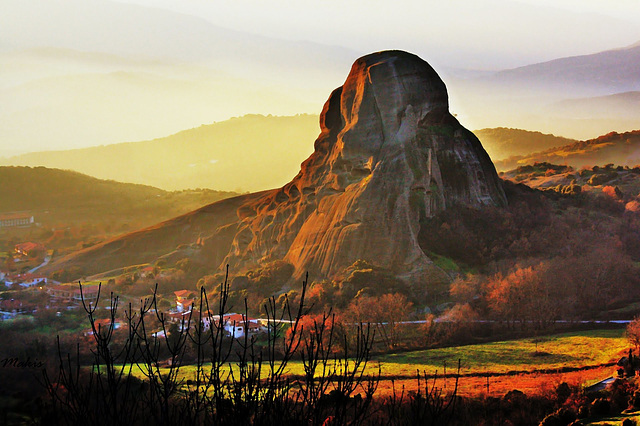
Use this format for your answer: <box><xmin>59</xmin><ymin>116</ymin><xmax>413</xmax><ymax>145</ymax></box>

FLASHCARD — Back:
<box><xmin>201</xmin><ymin>312</ymin><xmax>264</xmax><ymax>338</ymax></box>
<box><xmin>174</xmin><ymin>289</ymin><xmax>196</xmax><ymax>312</ymax></box>
<box><xmin>4</xmin><ymin>273</ymin><xmax>47</xmax><ymax>288</ymax></box>
<box><xmin>14</xmin><ymin>242</ymin><xmax>45</xmax><ymax>257</ymax></box>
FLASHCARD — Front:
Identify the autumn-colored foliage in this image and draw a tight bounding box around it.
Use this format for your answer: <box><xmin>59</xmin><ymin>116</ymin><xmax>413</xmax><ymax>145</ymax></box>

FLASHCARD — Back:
<box><xmin>627</xmin><ymin>317</ymin><xmax>640</xmax><ymax>352</ymax></box>
<box><xmin>342</xmin><ymin>293</ymin><xmax>413</xmax><ymax>349</ymax></box>
<box><xmin>421</xmin><ymin>180</ymin><xmax>640</xmax><ymax>323</ymax></box>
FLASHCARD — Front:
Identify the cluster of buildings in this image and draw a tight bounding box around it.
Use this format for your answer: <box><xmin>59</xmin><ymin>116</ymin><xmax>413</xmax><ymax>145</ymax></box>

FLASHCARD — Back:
<box><xmin>0</xmin><ymin>241</ymin><xmax>52</xmax><ymax>287</ymax></box>
<box><xmin>0</xmin><ymin>267</ymin><xmax>265</xmax><ymax>340</ymax></box>
<box><xmin>2</xmin><ymin>273</ymin><xmax>48</xmax><ymax>288</ymax></box>
<box><xmin>0</xmin><ymin>283</ymin><xmax>100</xmax><ymax>321</ymax></box>
<box><xmin>82</xmin><ymin>289</ymin><xmax>266</xmax><ymax>338</ymax></box>
<box><xmin>170</xmin><ymin>290</ymin><xmax>265</xmax><ymax>338</ymax></box>
<box><xmin>1</xmin><ymin>241</ymin><xmax>49</xmax><ymax>288</ymax></box>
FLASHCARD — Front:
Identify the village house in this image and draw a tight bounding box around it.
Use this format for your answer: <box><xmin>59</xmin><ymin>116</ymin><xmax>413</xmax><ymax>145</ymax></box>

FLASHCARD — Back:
<box><xmin>0</xmin><ymin>212</ymin><xmax>34</xmax><ymax>229</ymax></box>
<box><xmin>14</xmin><ymin>242</ymin><xmax>45</xmax><ymax>258</ymax></box>
<box><xmin>47</xmin><ymin>284</ymin><xmax>100</xmax><ymax>304</ymax></box>
<box><xmin>4</xmin><ymin>273</ymin><xmax>48</xmax><ymax>288</ymax></box>
<box><xmin>140</xmin><ymin>266</ymin><xmax>156</xmax><ymax>279</ymax></box>
<box><xmin>201</xmin><ymin>312</ymin><xmax>264</xmax><ymax>338</ymax></box>
<box><xmin>164</xmin><ymin>310</ymin><xmax>196</xmax><ymax>331</ymax></box>
<box><xmin>174</xmin><ymin>289</ymin><xmax>196</xmax><ymax>313</ymax></box>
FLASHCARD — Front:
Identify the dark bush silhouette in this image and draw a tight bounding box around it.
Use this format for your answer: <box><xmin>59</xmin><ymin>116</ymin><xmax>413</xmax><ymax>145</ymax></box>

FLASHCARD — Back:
<box><xmin>40</xmin><ymin>268</ymin><xmax>464</xmax><ymax>425</ymax></box>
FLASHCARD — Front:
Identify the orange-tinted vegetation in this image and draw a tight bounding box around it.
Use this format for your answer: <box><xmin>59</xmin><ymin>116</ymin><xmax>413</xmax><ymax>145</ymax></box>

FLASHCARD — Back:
<box><xmin>420</xmin><ymin>179</ymin><xmax>640</xmax><ymax>322</ymax></box>
<box><xmin>375</xmin><ymin>367</ymin><xmax>610</xmax><ymax>398</ymax></box>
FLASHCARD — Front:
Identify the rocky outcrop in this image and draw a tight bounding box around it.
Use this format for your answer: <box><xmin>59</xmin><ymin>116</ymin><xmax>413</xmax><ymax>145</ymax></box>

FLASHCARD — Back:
<box><xmin>44</xmin><ymin>50</ymin><xmax>506</xmax><ymax>286</ymax></box>
<box><xmin>207</xmin><ymin>50</ymin><xmax>506</xmax><ymax>282</ymax></box>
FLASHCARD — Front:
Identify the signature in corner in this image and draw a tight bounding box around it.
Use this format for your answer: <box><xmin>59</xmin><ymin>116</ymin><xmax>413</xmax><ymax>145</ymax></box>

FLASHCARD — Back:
<box><xmin>1</xmin><ymin>357</ymin><xmax>45</xmax><ymax>369</ymax></box>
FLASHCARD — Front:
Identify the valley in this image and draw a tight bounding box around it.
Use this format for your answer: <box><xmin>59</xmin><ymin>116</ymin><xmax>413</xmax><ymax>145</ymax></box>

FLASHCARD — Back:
<box><xmin>2</xmin><ymin>41</ymin><xmax>640</xmax><ymax>424</ymax></box>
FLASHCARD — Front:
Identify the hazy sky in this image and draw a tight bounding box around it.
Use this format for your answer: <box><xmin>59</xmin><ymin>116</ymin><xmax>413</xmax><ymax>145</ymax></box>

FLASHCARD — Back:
<box><xmin>2</xmin><ymin>0</ymin><xmax>640</xmax><ymax>156</ymax></box>
<box><xmin>115</xmin><ymin>0</ymin><xmax>640</xmax><ymax>65</ymax></box>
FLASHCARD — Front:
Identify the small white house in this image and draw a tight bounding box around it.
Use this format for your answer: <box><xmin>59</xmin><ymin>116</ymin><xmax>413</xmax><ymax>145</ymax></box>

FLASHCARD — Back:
<box><xmin>201</xmin><ymin>313</ymin><xmax>264</xmax><ymax>338</ymax></box>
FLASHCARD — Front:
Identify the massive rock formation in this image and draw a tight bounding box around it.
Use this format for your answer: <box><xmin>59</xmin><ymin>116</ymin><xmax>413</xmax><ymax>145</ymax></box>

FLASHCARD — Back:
<box><xmin>44</xmin><ymin>50</ymin><xmax>506</xmax><ymax>285</ymax></box>
<box><xmin>203</xmin><ymin>50</ymin><xmax>506</xmax><ymax>282</ymax></box>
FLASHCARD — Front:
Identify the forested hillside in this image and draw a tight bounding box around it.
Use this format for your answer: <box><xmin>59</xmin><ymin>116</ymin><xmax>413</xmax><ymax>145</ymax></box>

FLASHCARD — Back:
<box><xmin>0</xmin><ymin>166</ymin><xmax>238</xmax><ymax>228</ymax></box>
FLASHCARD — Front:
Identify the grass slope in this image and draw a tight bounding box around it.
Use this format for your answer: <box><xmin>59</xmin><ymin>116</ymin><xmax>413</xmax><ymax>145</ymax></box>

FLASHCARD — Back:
<box><xmin>376</xmin><ymin>329</ymin><xmax>627</xmax><ymax>377</ymax></box>
<box><xmin>129</xmin><ymin>328</ymin><xmax>627</xmax><ymax>398</ymax></box>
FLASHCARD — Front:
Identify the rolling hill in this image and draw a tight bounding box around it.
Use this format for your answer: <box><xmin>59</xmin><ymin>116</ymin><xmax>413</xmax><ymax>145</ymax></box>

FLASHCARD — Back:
<box><xmin>473</xmin><ymin>128</ymin><xmax>577</xmax><ymax>161</ymax></box>
<box><xmin>493</xmin><ymin>130</ymin><xmax>640</xmax><ymax>171</ymax></box>
<box><xmin>500</xmin><ymin>162</ymin><xmax>640</xmax><ymax>198</ymax></box>
<box><xmin>1</xmin><ymin>114</ymin><xmax>321</xmax><ymax>192</ymax></box>
<box><xmin>0</xmin><ymin>166</ymin><xmax>238</xmax><ymax>228</ymax></box>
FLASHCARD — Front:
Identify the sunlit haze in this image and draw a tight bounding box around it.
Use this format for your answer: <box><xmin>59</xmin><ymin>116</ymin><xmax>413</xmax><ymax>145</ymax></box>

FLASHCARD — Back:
<box><xmin>2</xmin><ymin>0</ymin><xmax>640</xmax><ymax>185</ymax></box>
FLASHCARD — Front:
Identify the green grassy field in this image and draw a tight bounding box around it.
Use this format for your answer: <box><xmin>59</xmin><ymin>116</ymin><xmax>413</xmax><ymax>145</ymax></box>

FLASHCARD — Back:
<box><xmin>376</xmin><ymin>328</ymin><xmax>628</xmax><ymax>377</ymax></box>
<box><xmin>126</xmin><ymin>328</ymin><xmax>628</xmax><ymax>384</ymax></box>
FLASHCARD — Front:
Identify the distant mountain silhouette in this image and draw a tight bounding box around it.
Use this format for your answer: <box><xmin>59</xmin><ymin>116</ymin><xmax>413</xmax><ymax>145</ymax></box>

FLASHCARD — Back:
<box><xmin>494</xmin><ymin>130</ymin><xmax>640</xmax><ymax>171</ymax></box>
<box><xmin>452</xmin><ymin>42</ymin><xmax>640</xmax><ymax>139</ymax></box>
<box><xmin>549</xmin><ymin>91</ymin><xmax>640</xmax><ymax>121</ymax></box>
<box><xmin>473</xmin><ymin>128</ymin><xmax>577</xmax><ymax>161</ymax></box>
<box><xmin>486</xmin><ymin>42</ymin><xmax>640</xmax><ymax>95</ymax></box>
<box><xmin>2</xmin><ymin>114</ymin><xmax>320</xmax><ymax>192</ymax></box>
<box><xmin>0</xmin><ymin>166</ymin><xmax>237</xmax><ymax>227</ymax></box>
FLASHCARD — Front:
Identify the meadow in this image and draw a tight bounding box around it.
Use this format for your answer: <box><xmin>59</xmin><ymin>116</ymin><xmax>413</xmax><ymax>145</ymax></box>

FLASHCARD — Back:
<box><xmin>376</xmin><ymin>328</ymin><xmax>628</xmax><ymax>377</ymax></box>
<box><xmin>128</xmin><ymin>327</ymin><xmax>628</xmax><ymax>399</ymax></box>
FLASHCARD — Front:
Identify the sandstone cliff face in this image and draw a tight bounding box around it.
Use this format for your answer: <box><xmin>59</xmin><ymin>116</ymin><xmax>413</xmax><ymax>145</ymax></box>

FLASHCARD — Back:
<box><xmin>43</xmin><ymin>50</ymin><xmax>506</xmax><ymax>285</ymax></box>
<box><xmin>209</xmin><ymin>50</ymin><xmax>506</xmax><ymax>282</ymax></box>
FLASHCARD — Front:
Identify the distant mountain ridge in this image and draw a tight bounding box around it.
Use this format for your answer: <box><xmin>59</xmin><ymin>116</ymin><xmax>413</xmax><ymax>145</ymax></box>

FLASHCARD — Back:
<box><xmin>487</xmin><ymin>42</ymin><xmax>640</xmax><ymax>94</ymax></box>
<box><xmin>473</xmin><ymin>128</ymin><xmax>577</xmax><ymax>161</ymax></box>
<box><xmin>494</xmin><ymin>130</ymin><xmax>640</xmax><ymax>171</ymax></box>
<box><xmin>4</xmin><ymin>121</ymin><xmax>610</xmax><ymax>192</ymax></box>
<box><xmin>549</xmin><ymin>91</ymin><xmax>640</xmax><ymax>119</ymax></box>
<box><xmin>1</xmin><ymin>114</ymin><xmax>320</xmax><ymax>192</ymax></box>
<box><xmin>0</xmin><ymin>166</ymin><xmax>237</xmax><ymax>227</ymax></box>
<box><xmin>452</xmin><ymin>41</ymin><xmax>640</xmax><ymax>139</ymax></box>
